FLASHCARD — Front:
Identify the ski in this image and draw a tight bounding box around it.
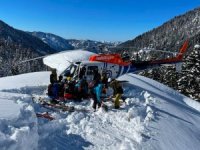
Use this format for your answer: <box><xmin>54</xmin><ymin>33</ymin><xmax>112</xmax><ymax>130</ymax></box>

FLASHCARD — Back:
<box><xmin>36</xmin><ymin>112</ymin><xmax>54</xmax><ymax>121</ymax></box>
<box><xmin>41</xmin><ymin>100</ymin><xmax>75</xmax><ymax>112</ymax></box>
<box><xmin>32</xmin><ymin>96</ymin><xmax>90</xmax><ymax>113</ymax></box>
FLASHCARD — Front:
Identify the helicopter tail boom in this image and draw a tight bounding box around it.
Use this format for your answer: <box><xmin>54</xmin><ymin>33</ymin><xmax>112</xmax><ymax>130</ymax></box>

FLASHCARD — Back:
<box><xmin>150</xmin><ymin>40</ymin><xmax>189</xmax><ymax>65</ymax></box>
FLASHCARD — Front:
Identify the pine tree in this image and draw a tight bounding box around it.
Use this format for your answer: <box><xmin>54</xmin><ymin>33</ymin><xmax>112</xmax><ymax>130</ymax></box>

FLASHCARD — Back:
<box><xmin>161</xmin><ymin>66</ymin><xmax>181</xmax><ymax>89</ymax></box>
<box><xmin>178</xmin><ymin>45</ymin><xmax>200</xmax><ymax>100</ymax></box>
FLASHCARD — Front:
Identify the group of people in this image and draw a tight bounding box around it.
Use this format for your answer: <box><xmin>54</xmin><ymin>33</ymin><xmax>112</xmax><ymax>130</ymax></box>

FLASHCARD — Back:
<box><xmin>48</xmin><ymin>68</ymin><xmax>124</xmax><ymax>110</ymax></box>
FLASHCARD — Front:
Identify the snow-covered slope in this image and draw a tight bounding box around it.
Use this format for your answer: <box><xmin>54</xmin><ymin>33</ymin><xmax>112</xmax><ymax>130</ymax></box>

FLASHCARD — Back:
<box><xmin>1</xmin><ymin>50</ymin><xmax>200</xmax><ymax>150</ymax></box>
<box><xmin>119</xmin><ymin>74</ymin><xmax>200</xmax><ymax>150</ymax></box>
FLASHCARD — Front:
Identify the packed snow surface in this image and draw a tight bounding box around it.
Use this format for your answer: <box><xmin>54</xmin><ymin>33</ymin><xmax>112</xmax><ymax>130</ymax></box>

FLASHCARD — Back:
<box><xmin>0</xmin><ymin>50</ymin><xmax>200</xmax><ymax>150</ymax></box>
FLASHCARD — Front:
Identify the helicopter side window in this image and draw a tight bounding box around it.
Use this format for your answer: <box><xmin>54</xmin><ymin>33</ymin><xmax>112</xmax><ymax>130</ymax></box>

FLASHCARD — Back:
<box><xmin>87</xmin><ymin>66</ymin><xmax>98</xmax><ymax>75</ymax></box>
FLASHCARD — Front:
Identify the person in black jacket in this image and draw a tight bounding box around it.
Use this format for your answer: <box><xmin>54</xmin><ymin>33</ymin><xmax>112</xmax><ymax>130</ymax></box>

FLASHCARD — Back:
<box><xmin>50</xmin><ymin>69</ymin><xmax>57</xmax><ymax>84</ymax></box>
<box><xmin>48</xmin><ymin>69</ymin><xmax>58</xmax><ymax>98</ymax></box>
<box><xmin>93</xmin><ymin>69</ymin><xmax>101</xmax><ymax>87</ymax></box>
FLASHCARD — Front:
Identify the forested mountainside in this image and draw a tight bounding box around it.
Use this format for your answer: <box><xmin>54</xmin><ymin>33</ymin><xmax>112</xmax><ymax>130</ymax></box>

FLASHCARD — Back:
<box><xmin>0</xmin><ymin>20</ymin><xmax>56</xmax><ymax>77</ymax></box>
<box><xmin>120</xmin><ymin>7</ymin><xmax>200</xmax><ymax>53</ymax></box>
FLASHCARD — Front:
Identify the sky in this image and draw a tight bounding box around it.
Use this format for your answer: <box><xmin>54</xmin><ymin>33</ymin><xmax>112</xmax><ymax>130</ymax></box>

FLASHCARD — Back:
<box><xmin>0</xmin><ymin>0</ymin><xmax>200</xmax><ymax>42</ymax></box>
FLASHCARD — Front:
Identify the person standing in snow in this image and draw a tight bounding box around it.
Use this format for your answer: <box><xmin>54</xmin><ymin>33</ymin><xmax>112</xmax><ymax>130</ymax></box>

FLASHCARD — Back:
<box><xmin>58</xmin><ymin>75</ymin><xmax>65</xmax><ymax>99</ymax></box>
<box><xmin>50</xmin><ymin>69</ymin><xmax>57</xmax><ymax>84</ymax></box>
<box><xmin>109</xmin><ymin>79</ymin><xmax>123</xmax><ymax>109</ymax></box>
<box><xmin>88</xmin><ymin>69</ymin><xmax>103</xmax><ymax>111</ymax></box>
<box><xmin>92</xmin><ymin>83</ymin><xmax>103</xmax><ymax>110</ymax></box>
<box><xmin>74</xmin><ymin>76</ymin><xmax>88</xmax><ymax>100</ymax></box>
<box><xmin>64</xmin><ymin>80</ymin><xmax>75</xmax><ymax>100</ymax></box>
<box><xmin>48</xmin><ymin>69</ymin><xmax>58</xmax><ymax>98</ymax></box>
<box><xmin>101</xmin><ymin>72</ymin><xmax>108</xmax><ymax>88</ymax></box>
<box><xmin>93</xmin><ymin>69</ymin><xmax>101</xmax><ymax>86</ymax></box>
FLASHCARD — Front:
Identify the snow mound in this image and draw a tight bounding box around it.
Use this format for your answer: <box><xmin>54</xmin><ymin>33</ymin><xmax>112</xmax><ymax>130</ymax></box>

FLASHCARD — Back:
<box><xmin>0</xmin><ymin>72</ymin><xmax>50</xmax><ymax>91</ymax></box>
<box><xmin>0</xmin><ymin>92</ymin><xmax>38</xmax><ymax>150</ymax></box>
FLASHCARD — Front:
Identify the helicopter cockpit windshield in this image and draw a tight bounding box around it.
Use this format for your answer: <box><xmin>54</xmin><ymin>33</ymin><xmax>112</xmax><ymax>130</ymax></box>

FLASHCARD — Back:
<box><xmin>61</xmin><ymin>62</ymin><xmax>80</xmax><ymax>78</ymax></box>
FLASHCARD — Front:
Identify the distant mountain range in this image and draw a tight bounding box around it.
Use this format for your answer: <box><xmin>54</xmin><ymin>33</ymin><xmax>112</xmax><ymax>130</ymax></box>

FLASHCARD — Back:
<box><xmin>28</xmin><ymin>31</ymin><xmax>74</xmax><ymax>51</ymax></box>
<box><xmin>120</xmin><ymin>7</ymin><xmax>200</xmax><ymax>53</ymax></box>
<box><xmin>28</xmin><ymin>31</ymin><xmax>117</xmax><ymax>52</ymax></box>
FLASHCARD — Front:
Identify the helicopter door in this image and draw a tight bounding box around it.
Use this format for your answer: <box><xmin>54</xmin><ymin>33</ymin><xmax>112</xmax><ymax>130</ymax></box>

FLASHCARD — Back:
<box><xmin>86</xmin><ymin>66</ymin><xmax>99</xmax><ymax>82</ymax></box>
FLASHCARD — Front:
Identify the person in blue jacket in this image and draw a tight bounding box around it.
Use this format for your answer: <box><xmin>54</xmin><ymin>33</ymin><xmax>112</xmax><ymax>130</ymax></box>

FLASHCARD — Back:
<box><xmin>92</xmin><ymin>83</ymin><xmax>103</xmax><ymax>110</ymax></box>
<box><xmin>74</xmin><ymin>76</ymin><xmax>89</xmax><ymax>100</ymax></box>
